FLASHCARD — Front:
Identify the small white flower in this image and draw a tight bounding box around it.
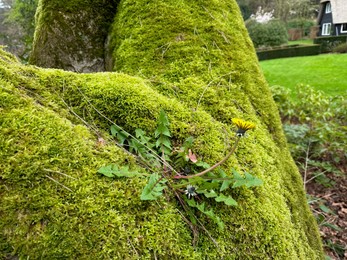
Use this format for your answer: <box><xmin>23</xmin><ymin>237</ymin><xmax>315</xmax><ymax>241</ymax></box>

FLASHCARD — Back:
<box><xmin>185</xmin><ymin>185</ymin><xmax>197</xmax><ymax>199</ymax></box>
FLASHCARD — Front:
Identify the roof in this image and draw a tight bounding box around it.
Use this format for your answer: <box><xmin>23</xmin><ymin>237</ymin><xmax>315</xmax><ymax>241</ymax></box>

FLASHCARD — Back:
<box><xmin>318</xmin><ymin>0</ymin><xmax>347</xmax><ymax>24</ymax></box>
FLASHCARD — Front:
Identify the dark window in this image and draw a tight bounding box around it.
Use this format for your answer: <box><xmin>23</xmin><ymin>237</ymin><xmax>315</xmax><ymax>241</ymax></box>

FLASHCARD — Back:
<box><xmin>341</xmin><ymin>24</ymin><xmax>347</xmax><ymax>33</ymax></box>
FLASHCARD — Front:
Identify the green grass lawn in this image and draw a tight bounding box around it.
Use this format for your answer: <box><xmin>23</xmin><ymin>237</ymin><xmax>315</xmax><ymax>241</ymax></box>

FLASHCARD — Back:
<box><xmin>259</xmin><ymin>53</ymin><xmax>347</xmax><ymax>96</ymax></box>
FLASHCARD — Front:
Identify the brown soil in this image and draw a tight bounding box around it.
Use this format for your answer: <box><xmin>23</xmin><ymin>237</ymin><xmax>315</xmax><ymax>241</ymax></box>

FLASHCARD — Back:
<box><xmin>305</xmin><ymin>171</ymin><xmax>347</xmax><ymax>259</ymax></box>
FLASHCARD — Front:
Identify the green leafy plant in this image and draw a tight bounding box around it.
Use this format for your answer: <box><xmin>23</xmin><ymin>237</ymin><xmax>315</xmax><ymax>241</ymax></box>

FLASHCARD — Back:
<box><xmin>98</xmin><ymin>164</ymin><xmax>142</xmax><ymax>178</ymax></box>
<box><xmin>271</xmin><ymin>85</ymin><xmax>346</xmax><ymax>187</ymax></box>
<box><xmin>332</xmin><ymin>42</ymin><xmax>347</xmax><ymax>53</ymax></box>
<box><xmin>140</xmin><ymin>173</ymin><xmax>167</xmax><ymax>200</ymax></box>
<box><xmin>307</xmin><ymin>194</ymin><xmax>346</xmax><ymax>258</ymax></box>
<box><xmin>155</xmin><ymin>109</ymin><xmax>172</xmax><ymax>159</ymax></box>
<box><xmin>98</xmin><ymin>110</ymin><xmax>261</xmax><ymax>241</ymax></box>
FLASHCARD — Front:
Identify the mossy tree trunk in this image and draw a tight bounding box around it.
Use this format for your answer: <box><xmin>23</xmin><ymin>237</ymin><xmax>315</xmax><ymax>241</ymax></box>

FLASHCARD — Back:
<box><xmin>29</xmin><ymin>0</ymin><xmax>117</xmax><ymax>72</ymax></box>
<box><xmin>1</xmin><ymin>0</ymin><xmax>324</xmax><ymax>259</ymax></box>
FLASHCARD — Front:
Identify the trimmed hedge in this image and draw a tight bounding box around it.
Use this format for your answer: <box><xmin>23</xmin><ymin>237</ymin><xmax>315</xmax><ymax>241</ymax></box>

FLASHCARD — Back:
<box><xmin>257</xmin><ymin>44</ymin><xmax>321</xmax><ymax>61</ymax></box>
<box><xmin>314</xmin><ymin>35</ymin><xmax>347</xmax><ymax>53</ymax></box>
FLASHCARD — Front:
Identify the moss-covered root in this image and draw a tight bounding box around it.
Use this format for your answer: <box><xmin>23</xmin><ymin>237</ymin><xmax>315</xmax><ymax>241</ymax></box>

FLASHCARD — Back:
<box><xmin>29</xmin><ymin>0</ymin><xmax>117</xmax><ymax>72</ymax></box>
<box><xmin>1</xmin><ymin>48</ymin><xmax>323</xmax><ymax>259</ymax></box>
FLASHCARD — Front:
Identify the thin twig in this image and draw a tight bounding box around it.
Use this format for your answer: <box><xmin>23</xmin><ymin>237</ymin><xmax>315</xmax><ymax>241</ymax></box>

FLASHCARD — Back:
<box><xmin>303</xmin><ymin>140</ymin><xmax>311</xmax><ymax>190</ymax></box>
<box><xmin>217</xmin><ymin>29</ymin><xmax>230</xmax><ymax>43</ymax></box>
<box><xmin>175</xmin><ymin>136</ymin><xmax>241</xmax><ymax>179</ymax></box>
<box><xmin>196</xmin><ymin>80</ymin><xmax>215</xmax><ymax>110</ymax></box>
<box><xmin>196</xmin><ymin>72</ymin><xmax>234</xmax><ymax>110</ymax></box>
<box><xmin>43</xmin><ymin>168</ymin><xmax>77</xmax><ymax>180</ymax></box>
<box><xmin>127</xmin><ymin>237</ymin><xmax>139</xmax><ymax>257</ymax></box>
<box><xmin>123</xmin><ymin>224</ymin><xmax>139</xmax><ymax>257</ymax></box>
<box><xmin>305</xmin><ymin>170</ymin><xmax>329</xmax><ymax>185</ymax></box>
<box><xmin>45</xmin><ymin>175</ymin><xmax>73</xmax><ymax>192</ymax></box>
<box><xmin>57</xmin><ymin>94</ymin><xmax>100</xmax><ymax>137</ymax></box>
<box><xmin>176</xmin><ymin>209</ymin><xmax>199</xmax><ymax>246</ymax></box>
<box><xmin>202</xmin><ymin>5</ymin><xmax>217</xmax><ymax>21</ymax></box>
<box><xmin>74</xmin><ymin>86</ymin><xmax>178</xmax><ymax>175</ymax></box>
<box><xmin>195</xmin><ymin>216</ymin><xmax>219</xmax><ymax>248</ymax></box>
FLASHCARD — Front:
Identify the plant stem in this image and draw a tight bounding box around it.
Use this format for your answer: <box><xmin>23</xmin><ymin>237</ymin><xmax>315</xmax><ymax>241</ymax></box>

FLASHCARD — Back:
<box><xmin>174</xmin><ymin>136</ymin><xmax>241</xmax><ymax>179</ymax></box>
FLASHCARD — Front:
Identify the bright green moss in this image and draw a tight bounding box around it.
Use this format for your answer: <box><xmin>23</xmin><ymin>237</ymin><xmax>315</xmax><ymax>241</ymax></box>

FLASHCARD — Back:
<box><xmin>1</xmin><ymin>0</ymin><xmax>324</xmax><ymax>258</ymax></box>
<box><xmin>108</xmin><ymin>1</ymin><xmax>323</xmax><ymax>257</ymax></box>
<box><xmin>0</xmin><ymin>64</ymin><xmax>202</xmax><ymax>259</ymax></box>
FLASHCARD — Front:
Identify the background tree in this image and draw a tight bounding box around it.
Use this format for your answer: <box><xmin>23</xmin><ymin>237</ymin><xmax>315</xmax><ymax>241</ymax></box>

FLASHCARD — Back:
<box><xmin>0</xmin><ymin>0</ymin><xmax>38</xmax><ymax>61</ymax></box>
<box><xmin>237</xmin><ymin>0</ymin><xmax>319</xmax><ymax>22</ymax></box>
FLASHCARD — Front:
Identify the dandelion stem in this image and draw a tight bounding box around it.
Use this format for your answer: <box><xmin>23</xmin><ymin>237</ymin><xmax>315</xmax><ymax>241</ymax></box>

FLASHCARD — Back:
<box><xmin>174</xmin><ymin>136</ymin><xmax>241</xmax><ymax>179</ymax></box>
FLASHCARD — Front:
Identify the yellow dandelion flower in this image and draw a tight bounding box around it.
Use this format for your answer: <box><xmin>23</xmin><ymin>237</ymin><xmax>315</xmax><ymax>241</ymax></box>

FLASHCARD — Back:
<box><xmin>232</xmin><ymin>118</ymin><xmax>256</xmax><ymax>137</ymax></box>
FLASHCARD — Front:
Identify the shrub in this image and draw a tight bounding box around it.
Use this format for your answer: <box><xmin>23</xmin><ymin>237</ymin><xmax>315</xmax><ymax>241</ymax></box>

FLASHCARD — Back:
<box><xmin>287</xmin><ymin>19</ymin><xmax>315</xmax><ymax>36</ymax></box>
<box><xmin>271</xmin><ymin>85</ymin><xmax>347</xmax><ymax>186</ymax></box>
<box><xmin>256</xmin><ymin>44</ymin><xmax>320</xmax><ymax>61</ymax></box>
<box><xmin>246</xmin><ymin>19</ymin><xmax>288</xmax><ymax>47</ymax></box>
<box><xmin>314</xmin><ymin>36</ymin><xmax>347</xmax><ymax>53</ymax></box>
<box><xmin>332</xmin><ymin>42</ymin><xmax>347</xmax><ymax>53</ymax></box>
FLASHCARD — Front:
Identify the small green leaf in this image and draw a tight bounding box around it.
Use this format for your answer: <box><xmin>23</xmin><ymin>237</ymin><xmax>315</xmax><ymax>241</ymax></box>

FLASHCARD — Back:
<box><xmin>155</xmin><ymin>110</ymin><xmax>171</xmax><ymax>137</ymax></box>
<box><xmin>195</xmin><ymin>161</ymin><xmax>210</xmax><ymax>169</ymax></box>
<box><xmin>135</xmin><ymin>128</ymin><xmax>145</xmax><ymax>138</ymax></box>
<box><xmin>321</xmin><ymin>222</ymin><xmax>342</xmax><ymax>231</ymax></box>
<box><xmin>199</xmin><ymin>190</ymin><xmax>218</xmax><ymax>198</ymax></box>
<box><xmin>244</xmin><ymin>172</ymin><xmax>263</xmax><ymax>187</ymax></box>
<box><xmin>97</xmin><ymin>164</ymin><xmax>116</xmax><ymax>178</ymax></box>
<box><xmin>219</xmin><ymin>169</ymin><xmax>233</xmax><ymax>191</ymax></box>
<box><xmin>98</xmin><ymin>165</ymin><xmax>142</xmax><ymax>178</ymax></box>
<box><xmin>232</xmin><ymin>170</ymin><xmax>263</xmax><ymax>188</ymax></box>
<box><xmin>155</xmin><ymin>124</ymin><xmax>171</xmax><ymax>137</ymax></box>
<box><xmin>158</xmin><ymin>109</ymin><xmax>170</xmax><ymax>125</ymax></box>
<box><xmin>155</xmin><ymin>136</ymin><xmax>171</xmax><ymax>149</ymax></box>
<box><xmin>110</xmin><ymin>125</ymin><xmax>119</xmax><ymax>137</ymax></box>
<box><xmin>319</xmin><ymin>204</ymin><xmax>335</xmax><ymax>215</ymax></box>
<box><xmin>140</xmin><ymin>173</ymin><xmax>167</xmax><ymax>200</ymax></box>
<box><xmin>135</xmin><ymin>128</ymin><xmax>153</xmax><ymax>146</ymax></box>
<box><xmin>215</xmin><ymin>194</ymin><xmax>238</xmax><ymax>206</ymax></box>
<box><xmin>110</xmin><ymin>125</ymin><xmax>129</xmax><ymax>145</ymax></box>
<box><xmin>183</xmin><ymin>136</ymin><xmax>194</xmax><ymax>149</ymax></box>
<box><xmin>185</xmin><ymin>198</ymin><xmax>225</xmax><ymax>230</ymax></box>
<box><xmin>186</xmin><ymin>198</ymin><xmax>197</xmax><ymax>207</ymax></box>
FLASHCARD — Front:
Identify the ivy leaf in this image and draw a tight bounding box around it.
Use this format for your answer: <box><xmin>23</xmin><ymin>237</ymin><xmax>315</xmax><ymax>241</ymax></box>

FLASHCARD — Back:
<box><xmin>140</xmin><ymin>173</ymin><xmax>167</xmax><ymax>200</ymax></box>
<box><xmin>97</xmin><ymin>165</ymin><xmax>141</xmax><ymax>178</ymax></box>
<box><xmin>232</xmin><ymin>171</ymin><xmax>263</xmax><ymax>188</ymax></box>
<box><xmin>215</xmin><ymin>194</ymin><xmax>238</xmax><ymax>206</ymax></box>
